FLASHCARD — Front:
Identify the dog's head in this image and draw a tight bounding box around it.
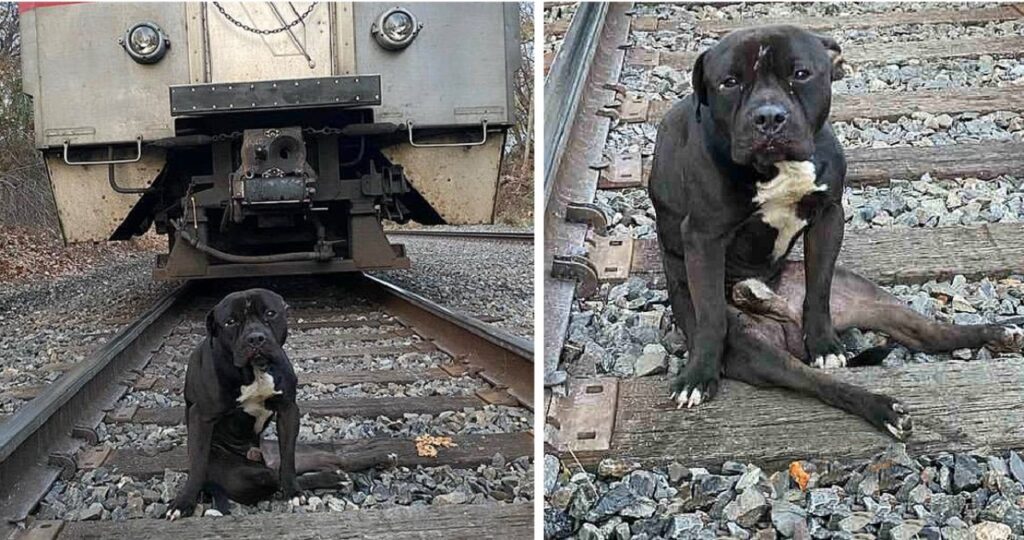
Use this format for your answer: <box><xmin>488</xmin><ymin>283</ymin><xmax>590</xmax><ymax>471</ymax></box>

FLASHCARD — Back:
<box><xmin>206</xmin><ymin>288</ymin><xmax>289</xmax><ymax>370</ymax></box>
<box><xmin>691</xmin><ymin>25</ymin><xmax>844</xmax><ymax>173</ymax></box>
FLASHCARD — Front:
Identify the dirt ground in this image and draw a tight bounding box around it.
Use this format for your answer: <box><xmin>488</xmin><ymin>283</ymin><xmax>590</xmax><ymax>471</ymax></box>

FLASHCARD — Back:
<box><xmin>0</xmin><ymin>227</ymin><xmax>161</xmax><ymax>284</ymax></box>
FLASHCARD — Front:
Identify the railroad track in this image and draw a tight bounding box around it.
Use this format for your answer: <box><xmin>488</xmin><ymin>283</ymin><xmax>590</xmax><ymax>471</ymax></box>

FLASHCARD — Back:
<box><xmin>0</xmin><ymin>275</ymin><xmax>533</xmax><ymax>538</ymax></box>
<box><xmin>544</xmin><ymin>2</ymin><xmax>1024</xmax><ymax>472</ymax></box>
<box><xmin>386</xmin><ymin>230</ymin><xmax>534</xmax><ymax>242</ymax></box>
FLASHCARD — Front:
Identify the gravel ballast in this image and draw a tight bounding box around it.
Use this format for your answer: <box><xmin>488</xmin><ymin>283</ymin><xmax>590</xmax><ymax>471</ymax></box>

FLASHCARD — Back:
<box><xmin>0</xmin><ymin>250</ymin><xmax>176</xmax><ymax>415</ymax></box>
<box><xmin>545</xmin><ymin>445</ymin><xmax>1024</xmax><ymax>540</ymax></box>
<box><xmin>374</xmin><ymin>227</ymin><xmax>534</xmax><ymax>338</ymax></box>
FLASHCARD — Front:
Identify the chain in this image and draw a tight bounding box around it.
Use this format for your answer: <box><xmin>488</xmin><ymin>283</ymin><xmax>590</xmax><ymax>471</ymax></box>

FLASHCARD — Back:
<box><xmin>212</xmin><ymin>2</ymin><xmax>318</xmax><ymax>35</ymax></box>
<box><xmin>207</xmin><ymin>127</ymin><xmax>344</xmax><ymax>142</ymax></box>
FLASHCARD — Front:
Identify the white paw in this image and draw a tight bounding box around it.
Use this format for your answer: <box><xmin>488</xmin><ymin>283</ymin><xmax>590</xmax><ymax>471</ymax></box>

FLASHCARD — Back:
<box><xmin>166</xmin><ymin>509</ymin><xmax>182</xmax><ymax>521</ymax></box>
<box><xmin>291</xmin><ymin>495</ymin><xmax>307</xmax><ymax>506</ymax></box>
<box><xmin>671</xmin><ymin>388</ymin><xmax>703</xmax><ymax>409</ymax></box>
<box><xmin>204</xmin><ymin>509</ymin><xmax>223</xmax><ymax>517</ymax></box>
<box><xmin>1002</xmin><ymin>325</ymin><xmax>1024</xmax><ymax>350</ymax></box>
<box><xmin>813</xmin><ymin>354</ymin><xmax>846</xmax><ymax>369</ymax></box>
<box><xmin>885</xmin><ymin>422</ymin><xmax>903</xmax><ymax>439</ymax></box>
<box><xmin>885</xmin><ymin>402</ymin><xmax>912</xmax><ymax>440</ymax></box>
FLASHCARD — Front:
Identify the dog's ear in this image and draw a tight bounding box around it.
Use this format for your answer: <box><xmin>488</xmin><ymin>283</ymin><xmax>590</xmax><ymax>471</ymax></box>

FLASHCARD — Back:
<box><xmin>818</xmin><ymin>34</ymin><xmax>845</xmax><ymax>81</ymax></box>
<box><xmin>206</xmin><ymin>309</ymin><xmax>218</xmax><ymax>338</ymax></box>
<box><xmin>692</xmin><ymin>50</ymin><xmax>708</xmax><ymax>122</ymax></box>
<box><xmin>276</xmin><ymin>301</ymin><xmax>290</xmax><ymax>346</ymax></box>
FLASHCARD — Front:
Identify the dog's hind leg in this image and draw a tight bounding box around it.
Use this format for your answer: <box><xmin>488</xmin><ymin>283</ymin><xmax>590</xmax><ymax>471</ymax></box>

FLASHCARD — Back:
<box><xmin>201</xmin><ymin>482</ymin><xmax>233</xmax><ymax>515</ymax></box>
<box><xmin>830</xmin><ymin>268</ymin><xmax>1024</xmax><ymax>354</ymax></box>
<box><xmin>723</xmin><ymin>310</ymin><xmax>913</xmax><ymax>440</ymax></box>
<box><xmin>768</xmin><ymin>262</ymin><xmax>1024</xmax><ymax>355</ymax></box>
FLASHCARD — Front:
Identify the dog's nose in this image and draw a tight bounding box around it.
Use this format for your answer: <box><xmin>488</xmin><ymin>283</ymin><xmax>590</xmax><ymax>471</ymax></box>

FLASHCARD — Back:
<box><xmin>246</xmin><ymin>332</ymin><xmax>267</xmax><ymax>347</ymax></box>
<box><xmin>752</xmin><ymin>104</ymin><xmax>789</xmax><ymax>135</ymax></box>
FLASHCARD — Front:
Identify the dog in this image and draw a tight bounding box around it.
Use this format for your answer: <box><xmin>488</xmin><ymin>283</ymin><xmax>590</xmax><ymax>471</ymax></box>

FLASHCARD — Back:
<box><xmin>166</xmin><ymin>288</ymin><xmax>344</xmax><ymax>519</ymax></box>
<box><xmin>647</xmin><ymin>25</ymin><xmax>1023</xmax><ymax>439</ymax></box>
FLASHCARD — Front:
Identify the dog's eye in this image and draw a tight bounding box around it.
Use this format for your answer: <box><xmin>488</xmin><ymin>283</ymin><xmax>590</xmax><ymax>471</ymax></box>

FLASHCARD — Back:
<box><xmin>224</xmin><ymin>318</ymin><xmax>238</xmax><ymax>327</ymax></box>
<box><xmin>266</xmin><ymin>310</ymin><xmax>277</xmax><ymax>318</ymax></box>
<box><xmin>793</xmin><ymin>69</ymin><xmax>812</xmax><ymax>81</ymax></box>
<box><xmin>720</xmin><ymin>77</ymin><xmax>739</xmax><ymax>89</ymax></box>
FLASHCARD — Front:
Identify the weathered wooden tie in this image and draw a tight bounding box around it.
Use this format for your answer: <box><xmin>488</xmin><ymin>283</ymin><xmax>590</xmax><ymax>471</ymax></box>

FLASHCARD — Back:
<box><xmin>648</xmin><ymin>87</ymin><xmax>1024</xmax><ymax>125</ymax></box>
<box><xmin>628</xmin><ymin>223</ymin><xmax>1024</xmax><ymax>287</ymax></box>
<box><xmin>551</xmin><ymin>357</ymin><xmax>1024</xmax><ymax>471</ymax></box>
<box><xmin>107</xmin><ymin>395</ymin><xmax>486</xmax><ymax>426</ymax></box>
<box><xmin>43</xmin><ymin>502</ymin><xmax>533</xmax><ymax>539</ymax></box>
<box><xmin>82</xmin><ymin>432</ymin><xmax>533</xmax><ymax>478</ymax></box>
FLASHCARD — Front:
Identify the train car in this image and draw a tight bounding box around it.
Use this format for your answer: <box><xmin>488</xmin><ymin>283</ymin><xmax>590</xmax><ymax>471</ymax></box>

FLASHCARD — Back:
<box><xmin>19</xmin><ymin>2</ymin><xmax>519</xmax><ymax>279</ymax></box>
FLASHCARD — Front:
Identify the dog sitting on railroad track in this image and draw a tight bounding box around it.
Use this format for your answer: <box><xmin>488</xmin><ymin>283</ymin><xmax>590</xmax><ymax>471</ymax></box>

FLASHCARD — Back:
<box><xmin>647</xmin><ymin>24</ymin><xmax>1024</xmax><ymax>440</ymax></box>
<box><xmin>166</xmin><ymin>288</ymin><xmax>345</xmax><ymax>520</ymax></box>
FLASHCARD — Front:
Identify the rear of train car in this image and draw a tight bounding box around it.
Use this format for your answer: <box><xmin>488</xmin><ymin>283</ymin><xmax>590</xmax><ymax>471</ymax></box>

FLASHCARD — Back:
<box><xmin>19</xmin><ymin>2</ymin><xmax>519</xmax><ymax>279</ymax></box>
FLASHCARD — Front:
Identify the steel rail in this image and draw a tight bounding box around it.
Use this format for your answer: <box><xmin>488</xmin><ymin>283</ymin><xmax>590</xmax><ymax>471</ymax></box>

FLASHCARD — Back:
<box><xmin>542</xmin><ymin>2</ymin><xmax>609</xmax><ymax>200</ymax></box>
<box><xmin>361</xmin><ymin>274</ymin><xmax>534</xmax><ymax>410</ymax></box>
<box><xmin>543</xmin><ymin>4</ymin><xmax>633</xmax><ymax>385</ymax></box>
<box><xmin>0</xmin><ymin>283</ymin><xmax>192</xmax><ymax>529</ymax></box>
<box><xmin>385</xmin><ymin>230</ymin><xmax>534</xmax><ymax>242</ymax></box>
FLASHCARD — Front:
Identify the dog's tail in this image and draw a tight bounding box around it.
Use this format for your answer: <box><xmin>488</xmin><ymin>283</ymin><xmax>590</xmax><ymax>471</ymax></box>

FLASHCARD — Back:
<box><xmin>846</xmin><ymin>344</ymin><xmax>897</xmax><ymax>367</ymax></box>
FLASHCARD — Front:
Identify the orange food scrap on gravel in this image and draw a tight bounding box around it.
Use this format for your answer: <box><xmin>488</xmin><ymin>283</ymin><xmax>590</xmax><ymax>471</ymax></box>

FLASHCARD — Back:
<box><xmin>415</xmin><ymin>435</ymin><xmax>458</xmax><ymax>458</ymax></box>
<box><xmin>789</xmin><ymin>461</ymin><xmax>810</xmax><ymax>491</ymax></box>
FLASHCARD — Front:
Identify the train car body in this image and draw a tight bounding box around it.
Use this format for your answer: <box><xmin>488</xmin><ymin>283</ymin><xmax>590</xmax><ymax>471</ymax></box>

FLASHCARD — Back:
<box><xmin>19</xmin><ymin>2</ymin><xmax>519</xmax><ymax>279</ymax></box>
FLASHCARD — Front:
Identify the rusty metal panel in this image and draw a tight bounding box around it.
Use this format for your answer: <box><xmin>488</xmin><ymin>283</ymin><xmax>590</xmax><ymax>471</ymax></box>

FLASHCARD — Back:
<box><xmin>587</xmin><ymin>235</ymin><xmax>634</xmax><ymax>282</ymax></box>
<box><xmin>598</xmin><ymin>152</ymin><xmax>643</xmax><ymax>189</ymax></box>
<box><xmin>44</xmin><ymin>150</ymin><xmax>167</xmax><ymax>243</ymax></box>
<box><xmin>23</xmin><ymin>3</ymin><xmax>190</xmax><ymax>147</ymax></box>
<box><xmin>548</xmin><ymin>378</ymin><xmax>619</xmax><ymax>453</ymax></box>
<box><xmin>199</xmin><ymin>2</ymin><xmax>336</xmax><ymax>83</ymax></box>
<box><xmin>380</xmin><ymin>136</ymin><xmax>504</xmax><ymax>225</ymax></box>
<box><xmin>352</xmin><ymin>3</ymin><xmax>516</xmax><ymax>127</ymax></box>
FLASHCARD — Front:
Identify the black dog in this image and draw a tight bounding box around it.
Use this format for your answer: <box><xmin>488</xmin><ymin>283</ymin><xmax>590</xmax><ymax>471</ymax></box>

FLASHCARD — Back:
<box><xmin>167</xmin><ymin>288</ymin><xmax>343</xmax><ymax>519</ymax></box>
<box><xmin>648</xmin><ymin>25</ymin><xmax>1023</xmax><ymax>438</ymax></box>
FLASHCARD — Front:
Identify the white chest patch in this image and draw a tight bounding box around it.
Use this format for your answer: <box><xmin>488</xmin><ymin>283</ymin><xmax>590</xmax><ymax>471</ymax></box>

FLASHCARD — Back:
<box><xmin>753</xmin><ymin>160</ymin><xmax>825</xmax><ymax>260</ymax></box>
<box><xmin>237</xmin><ymin>370</ymin><xmax>282</xmax><ymax>433</ymax></box>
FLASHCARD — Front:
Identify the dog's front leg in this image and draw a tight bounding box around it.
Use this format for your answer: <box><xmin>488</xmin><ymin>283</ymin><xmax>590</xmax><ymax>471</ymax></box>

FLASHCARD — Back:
<box><xmin>670</xmin><ymin>216</ymin><xmax>727</xmax><ymax>408</ymax></box>
<box><xmin>276</xmin><ymin>400</ymin><xmax>301</xmax><ymax>498</ymax></box>
<box><xmin>802</xmin><ymin>199</ymin><xmax>846</xmax><ymax>368</ymax></box>
<box><xmin>167</xmin><ymin>405</ymin><xmax>215</xmax><ymax>520</ymax></box>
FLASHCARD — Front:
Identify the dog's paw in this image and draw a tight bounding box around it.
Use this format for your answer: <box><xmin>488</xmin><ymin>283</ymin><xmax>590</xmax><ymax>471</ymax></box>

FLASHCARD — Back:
<box><xmin>669</xmin><ymin>361</ymin><xmax>721</xmax><ymax>409</ymax></box>
<box><xmin>811</xmin><ymin>353</ymin><xmax>847</xmax><ymax>369</ymax></box>
<box><xmin>165</xmin><ymin>498</ymin><xmax>195</xmax><ymax>521</ymax></box>
<box><xmin>868</xmin><ymin>396</ymin><xmax>912</xmax><ymax>441</ymax></box>
<box><xmin>990</xmin><ymin>324</ymin><xmax>1024</xmax><ymax>353</ymax></box>
<box><xmin>884</xmin><ymin>401</ymin><xmax>913</xmax><ymax>441</ymax></box>
<box><xmin>204</xmin><ymin>509</ymin><xmax>224</xmax><ymax>518</ymax></box>
<box><xmin>805</xmin><ymin>328</ymin><xmax>847</xmax><ymax>369</ymax></box>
